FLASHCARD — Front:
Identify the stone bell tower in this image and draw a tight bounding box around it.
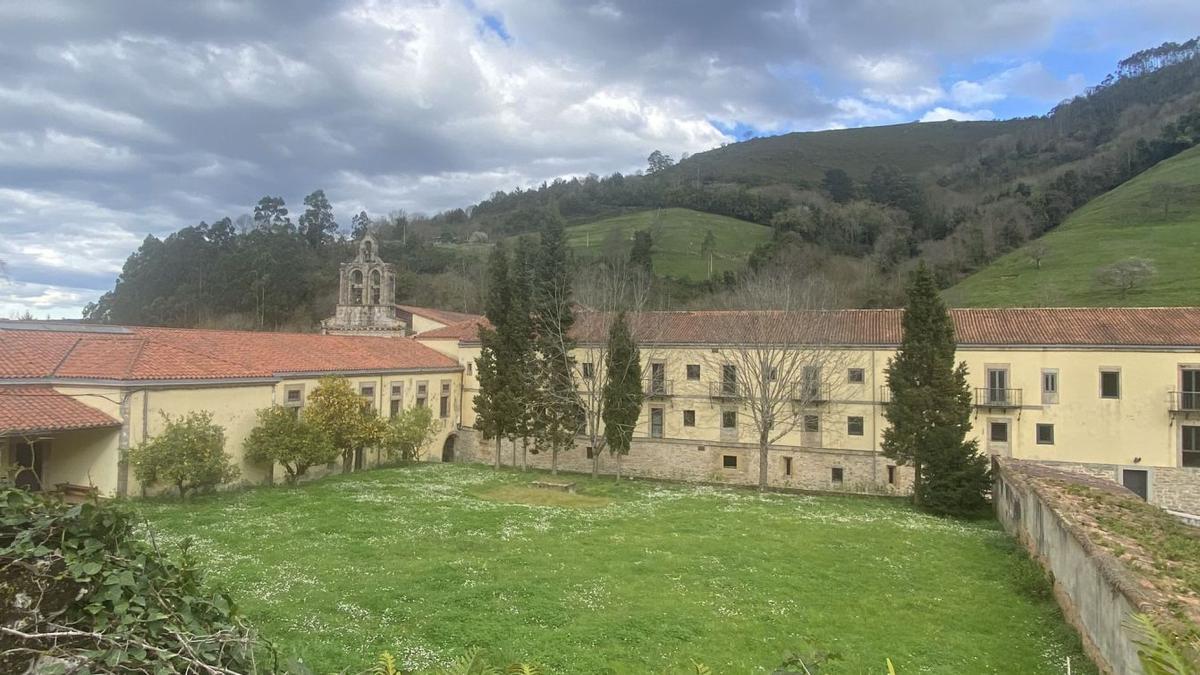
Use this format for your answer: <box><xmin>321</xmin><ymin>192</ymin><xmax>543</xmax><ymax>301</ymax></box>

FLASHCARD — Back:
<box><xmin>321</xmin><ymin>234</ymin><xmax>409</xmax><ymax>336</ymax></box>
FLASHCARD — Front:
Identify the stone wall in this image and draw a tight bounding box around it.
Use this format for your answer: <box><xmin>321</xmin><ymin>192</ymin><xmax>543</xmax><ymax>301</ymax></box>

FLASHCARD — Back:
<box><xmin>1028</xmin><ymin>459</ymin><xmax>1200</xmax><ymax>517</ymax></box>
<box><xmin>453</xmin><ymin>427</ymin><xmax>913</xmax><ymax>495</ymax></box>
<box><xmin>994</xmin><ymin>459</ymin><xmax>1150</xmax><ymax>675</ymax></box>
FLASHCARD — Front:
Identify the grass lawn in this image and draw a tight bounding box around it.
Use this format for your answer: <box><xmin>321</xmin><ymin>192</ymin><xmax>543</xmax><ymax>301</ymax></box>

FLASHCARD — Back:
<box><xmin>134</xmin><ymin>464</ymin><xmax>1092</xmax><ymax>674</ymax></box>
<box><xmin>945</xmin><ymin>144</ymin><xmax>1200</xmax><ymax>308</ymax></box>
<box><xmin>556</xmin><ymin>208</ymin><xmax>772</xmax><ymax>282</ymax></box>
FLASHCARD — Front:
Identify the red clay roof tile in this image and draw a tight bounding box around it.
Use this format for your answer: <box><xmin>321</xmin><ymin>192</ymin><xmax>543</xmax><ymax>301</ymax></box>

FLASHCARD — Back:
<box><xmin>0</xmin><ymin>385</ymin><xmax>121</xmax><ymax>435</ymax></box>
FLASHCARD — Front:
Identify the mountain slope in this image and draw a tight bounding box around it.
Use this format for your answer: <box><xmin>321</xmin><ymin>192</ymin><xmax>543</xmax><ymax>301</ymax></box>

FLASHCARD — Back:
<box><xmin>560</xmin><ymin>208</ymin><xmax>772</xmax><ymax>281</ymax></box>
<box><xmin>665</xmin><ymin>119</ymin><xmax>1036</xmax><ymax>185</ymax></box>
<box><xmin>945</xmin><ymin>144</ymin><xmax>1200</xmax><ymax>307</ymax></box>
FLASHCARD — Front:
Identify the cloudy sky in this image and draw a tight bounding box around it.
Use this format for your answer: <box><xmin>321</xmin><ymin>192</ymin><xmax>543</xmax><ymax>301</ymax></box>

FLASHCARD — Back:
<box><xmin>0</xmin><ymin>1</ymin><xmax>1197</xmax><ymax>318</ymax></box>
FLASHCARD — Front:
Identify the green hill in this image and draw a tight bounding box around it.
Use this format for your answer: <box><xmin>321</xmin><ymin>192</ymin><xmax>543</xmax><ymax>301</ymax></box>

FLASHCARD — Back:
<box><xmin>560</xmin><ymin>208</ymin><xmax>772</xmax><ymax>281</ymax></box>
<box><xmin>945</xmin><ymin>145</ymin><xmax>1200</xmax><ymax>307</ymax></box>
<box><xmin>667</xmin><ymin>119</ymin><xmax>1035</xmax><ymax>185</ymax></box>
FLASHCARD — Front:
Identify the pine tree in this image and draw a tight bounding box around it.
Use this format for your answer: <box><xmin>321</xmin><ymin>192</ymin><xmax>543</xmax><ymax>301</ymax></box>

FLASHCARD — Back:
<box><xmin>474</xmin><ymin>243</ymin><xmax>515</xmax><ymax>470</ymax></box>
<box><xmin>532</xmin><ymin>221</ymin><xmax>582</xmax><ymax>474</ymax></box>
<box><xmin>882</xmin><ymin>263</ymin><xmax>990</xmax><ymax>515</ymax></box>
<box><xmin>602</xmin><ymin>311</ymin><xmax>642</xmax><ymax>481</ymax></box>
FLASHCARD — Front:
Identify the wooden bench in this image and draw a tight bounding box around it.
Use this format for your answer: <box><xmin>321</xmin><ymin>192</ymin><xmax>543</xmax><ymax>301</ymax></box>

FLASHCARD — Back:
<box><xmin>55</xmin><ymin>482</ymin><xmax>99</xmax><ymax>502</ymax></box>
<box><xmin>530</xmin><ymin>481</ymin><xmax>577</xmax><ymax>494</ymax></box>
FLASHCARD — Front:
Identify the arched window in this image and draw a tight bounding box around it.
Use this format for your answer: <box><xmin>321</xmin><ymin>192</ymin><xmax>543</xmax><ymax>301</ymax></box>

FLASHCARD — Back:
<box><xmin>350</xmin><ymin>269</ymin><xmax>364</xmax><ymax>305</ymax></box>
<box><xmin>363</xmin><ymin>240</ymin><xmax>374</xmax><ymax>262</ymax></box>
<box><xmin>370</xmin><ymin>269</ymin><xmax>382</xmax><ymax>304</ymax></box>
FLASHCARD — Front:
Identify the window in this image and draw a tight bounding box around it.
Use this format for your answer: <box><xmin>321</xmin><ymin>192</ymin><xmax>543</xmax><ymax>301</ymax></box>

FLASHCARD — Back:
<box><xmin>803</xmin><ymin>414</ymin><xmax>820</xmax><ymax>433</ymax></box>
<box><xmin>831</xmin><ymin>467</ymin><xmax>844</xmax><ymax>484</ymax></box>
<box><xmin>722</xmin><ymin>455</ymin><xmax>738</xmax><ymax>469</ymax></box>
<box><xmin>439</xmin><ymin>381</ymin><xmax>451</xmax><ymax>418</ymax></box>
<box><xmin>847</xmin><ymin>368</ymin><xmax>865</xmax><ymax>384</ymax></box>
<box><xmin>721</xmin><ymin>365</ymin><xmax>737</xmax><ymax>396</ymax></box>
<box><xmin>989</xmin><ymin>421</ymin><xmax>1009</xmax><ymax>443</ymax></box>
<box><xmin>1100</xmin><ymin>369</ymin><xmax>1121</xmax><ymax>399</ymax></box>
<box><xmin>686</xmin><ymin>364</ymin><xmax>700</xmax><ymax>380</ymax></box>
<box><xmin>1036</xmin><ymin>423</ymin><xmax>1055</xmax><ymax>445</ymax></box>
<box><xmin>683</xmin><ymin>410</ymin><xmax>696</xmax><ymax>427</ymax></box>
<box><xmin>1041</xmin><ymin>369</ymin><xmax>1059</xmax><ymax>404</ymax></box>
<box><xmin>801</xmin><ymin>365</ymin><xmax>822</xmax><ymax>399</ymax></box>
<box><xmin>767</xmin><ymin>366</ymin><xmax>779</xmax><ymax>381</ymax></box>
<box><xmin>389</xmin><ymin>383</ymin><xmax>404</xmax><ymax>418</ymax></box>
<box><xmin>359</xmin><ymin>383</ymin><xmax>376</xmax><ymax>408</ymax></box>
<box><xmin>581</xmin><ymin>362</ymin><xmax>595</xmax><ymax>379</ymax></box>
<box><xmin>416</xmin><ymin>382</ymin><xmax>428</xmax><ymax>408</ymax></box>
<box><xmin>887</xmin><ymin>465</ymin><xmax>896</xmax><ymax>485</ymax></box>
<box><xmin>369</xmin><ymin>268</ymin><xmax>382</xmax><ymax>304</ymax></box>
<box><xmin>649</xmin><ymin>362</ymin><xmax>666</xmax><ymax>394</ymax></box>
<box><xmin>1181</xmin><ymin>368</ymin><xmax>1200</xmax><ymax>411</ymax></box>
<box><xmin>284</xmin><ymin>385</ymin><xmax>304</xmax><ymax>407</ymax></box>
<box><xmin>1183</xmin><ymin>426</ymin><xmax>1200</xmax><ymax>467</ymax></box>
<box><xmin>847</xmin><ymin>416</ymin><xmax>864</xmax><ymax>436</ymax></box>
<box><xmin>986</xmin><ymin>367</ymin><xmax>1009</xmax><ymax>404</ymax></box>
<box><xmin>650</xmin><ymin>407</ymin><xmax>664</xmax><ymax>438</ymax></box>
<box><xmin>350</xmin><ymin>269</ymin><xmax>364</xmax><ymax>305</ymax></box>
<box><xmin>722</xmin><ymin>410</ymin><xmax>737</xmax><ymax>429</ymax></box>
<box><xmin>466</xmin><ymin>362</ymin><xmax>473</xmax><ymax>376</ymax></box>
<box><xmin>586</xmin><ymin>446</ymin><xmax>594</xmax><ymax>459</ymax></box>
<box><xmin>783</xmin><ymin>456</ymin><xmax>793</xmax><ymax>476</ymax></box>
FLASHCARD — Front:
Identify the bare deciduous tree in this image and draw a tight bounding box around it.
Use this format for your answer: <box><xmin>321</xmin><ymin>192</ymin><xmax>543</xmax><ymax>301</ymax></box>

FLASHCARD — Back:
<box><xmin>1094</xmin><ymin>256</ymin><xmax>1157</xmax><ymax>298</ymax></box>
<box><xmin>701</xmin><ymin>271</ymin><xmax>850</xmax><ymax>491</ymax></box>
<box><xmin>1027</xmin><ymin>243</ymin><xmax>1048</xmax><ymax>270</ymax></box>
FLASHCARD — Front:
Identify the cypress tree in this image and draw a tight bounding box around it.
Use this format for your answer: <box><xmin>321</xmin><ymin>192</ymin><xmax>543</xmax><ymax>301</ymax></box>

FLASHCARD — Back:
<box><xmin>475</xmin><ymin>243</ymin><xmax>514</xmax><ymax>470</ymax></box>
<box><xmin>882</xmin><ymin>263</ymin><xmax>990</xmax><ymax>515</ymax></box>
<box><xmin>532</xmin><ymin>221</ymin><xmax>582</xmax><ymax>474</ymax></box>
<box><xmin>602</xmin><ymin>311</ymin><xmax>642</xmax><ymax>481</ymax></box>
<box><xmin>506</xmin><ymin>241</ymin><xmax>536</xmax><ymax>470</ymax></box>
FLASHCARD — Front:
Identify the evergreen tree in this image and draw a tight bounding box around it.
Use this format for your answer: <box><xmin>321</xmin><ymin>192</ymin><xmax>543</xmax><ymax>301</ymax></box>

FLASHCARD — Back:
<box><xmin>882</xmin><ymin>263</ymin><xmax>990</xmax><ymax>514</ymax></box>
<box><xmin>532</xmin><ymin>220</ymin><xmax>582</xmax><ymax>474</ymax></box>
<box><xmin>475</xmin><ymin>243</ymin><xmax>515</xmax><ymax>470</ymax></box>
<box><xmin>602</xmin><ymin>311</ymin><xmax>642</xmax><ymax>481</ymax></box>
<box><xmin>629</xmin><ymin>230</ymin><xmax>654</xmax><ymax>274</ymax></box>
<box><xmin>506</xmin><ymin>240</ymin><xmax>537</xmax><ymax>470</ymax></box>
<box><xmin>299</xmin><ymin>189</ymin><xmax>338</xmax><ymax>248</ymax></box>
<box><xmin>821</xmin><ymin>168</ymin><xmax>855</xmax><ymax>203</ymax></box>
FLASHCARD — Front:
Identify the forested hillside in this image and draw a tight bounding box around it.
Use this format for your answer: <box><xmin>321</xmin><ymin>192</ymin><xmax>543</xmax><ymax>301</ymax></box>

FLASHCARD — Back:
<box><xmin>85</xmin><ymin>38</ymin><xmax>1200</xmax><ymax>328</ymax></box>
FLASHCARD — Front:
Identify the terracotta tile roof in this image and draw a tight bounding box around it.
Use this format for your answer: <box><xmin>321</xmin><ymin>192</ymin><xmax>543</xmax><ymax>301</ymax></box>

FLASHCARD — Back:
<box><xmin>0</xmin><ymin>324</ymin><xmax>460</xmax><ymax>382</ymax></box>
<box><xmin>395</xmin><ymin>305</ymin><xmax>482</xmax><ymax>327</ymax></box>
<box><xmin>425</xmin><ymin>307</ymin><xmax>1200</xmax><ymax>348</ymax></box>
<box><xmin>0</xmin><ymin>385</ymin><xmax>121</xmax><ymax>435</ymax></box>
<box><xmin>415</xmin><ymin>318</ymin><xmax>492</xmax><ymax>341</ymax></box>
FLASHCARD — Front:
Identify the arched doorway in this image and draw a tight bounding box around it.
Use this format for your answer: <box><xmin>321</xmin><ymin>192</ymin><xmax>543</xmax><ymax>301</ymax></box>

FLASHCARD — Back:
<box><xmin>441</xmin><ymin>434</ymin><xmax>456</xmax><ymax>463</ymax></box>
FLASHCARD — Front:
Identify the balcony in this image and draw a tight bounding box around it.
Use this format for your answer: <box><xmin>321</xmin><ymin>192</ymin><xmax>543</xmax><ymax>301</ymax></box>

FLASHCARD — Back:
<box><xmin>974</xmin><ymin>388</ymin><xmax>1023</xmax><ymax>409</ymax></box>
<box><xmin>1170</xmin><ymin>391</ymin><xmax>1200</xmax><ymax>415</ymax></box>
<box><xmin>644</xmin><ymin>378</ymin><xmax>674</xmax><ymax>398</ymax></box>
<box><xmin>709</xmin><ymin>382</ymin><xmax>741</xmax><ymax>400</ymax></box>
<box><xmin>791</xmin><ymin>382</ymin><xmax>830</xmax><ymax>405</ymax></box>
<box><xmin>878</xmin><ymin>385</ymin><xmax>892</xmax><ymax>404</ymax></box>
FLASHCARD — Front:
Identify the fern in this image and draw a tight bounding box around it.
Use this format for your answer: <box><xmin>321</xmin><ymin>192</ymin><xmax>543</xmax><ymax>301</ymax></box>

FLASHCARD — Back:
<box><xmin>505</xmin><ymin>664</ymin><xmax>543</xmax><ymax>675</ymax></box>
<box><xmin>373</xmin><ymin>652</ymin><xmax>400</xmax><ymax>675</ymax></box>
<box><xmin>1124</xmin><ymin>613</ymin><xmax>1196</xmax><ymax>675</ymax></box>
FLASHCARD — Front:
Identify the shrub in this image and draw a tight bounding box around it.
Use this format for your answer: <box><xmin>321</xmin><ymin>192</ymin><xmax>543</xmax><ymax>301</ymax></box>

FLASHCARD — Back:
<box><xmin>0</xmin><ymin>487</ymin><xmax>269</xmax><ymax>673</ymax></box>
<box><xmin>245</xmin><ymin>405</ymin><xmax>339</xmax><ymax>484</ymax></box>
<box><xmin>127</xmin><ymin>410</ymin><xmax>238</xmax><ymax>497</ymax></box>
<box><xmin>380</xmin><ymin>405</ymin><xmax>440</xmax><ymax>462</ymax></box>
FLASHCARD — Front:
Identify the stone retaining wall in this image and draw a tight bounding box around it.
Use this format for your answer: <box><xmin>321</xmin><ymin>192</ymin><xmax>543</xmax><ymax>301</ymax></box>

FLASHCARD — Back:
<box><xmin>994</xmin><ymin>459</ymin><xmax>1151</xmax><ymax>675</ymax></box>
<box><xmin>453</xmin><ymin>427</ymin><xmax>914</xmax><ymax>495</ymax></box>
<box><xmin>1027</xmin><ymin>459</ymin><xmax>1200</xmax><ymax>517</ymax></box>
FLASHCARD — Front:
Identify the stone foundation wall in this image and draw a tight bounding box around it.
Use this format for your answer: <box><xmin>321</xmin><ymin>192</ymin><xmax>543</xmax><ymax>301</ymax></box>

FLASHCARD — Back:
<box><xmin>454</xmin><ymin>427</ymin><xmax>913</xmax><ymax>495</ymax></box>
<box><xmin>1028</xmin><ymin>460</ymin><xmax>1200</xmax><ymax>516</ymax></box>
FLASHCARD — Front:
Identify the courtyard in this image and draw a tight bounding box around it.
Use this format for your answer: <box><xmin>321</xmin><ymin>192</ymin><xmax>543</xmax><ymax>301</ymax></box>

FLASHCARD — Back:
<box><xmin>134</xmin><ymin>464</ymin><xmax>1092</xmax><ymax>673</ymax></box>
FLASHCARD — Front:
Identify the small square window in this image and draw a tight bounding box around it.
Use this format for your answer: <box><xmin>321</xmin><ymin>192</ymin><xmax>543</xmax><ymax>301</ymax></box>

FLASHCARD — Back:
<box><xmin>683</xmin><ymin>410</ymin><xmax>696</xmax><ymax>427</ymax></box>
<box><xmin>1100</xmin><ymin>370</ymin><xmax>1120</xmax><ymax>399</ymax></box>
<box><xmin>990</xmin><ymin>421</ymin><xmax>1009</xmax><ymax>443</ymax></box>
<box><xmin>782</xmin><ymin>456</ymin><xmax>793</xmax><ymax>476</ymax></box>
<box><xmin>686</xmin><ymin>364</ymin><xmax>700</xmax><ymax>380</ymax></box>
<box><xmin>847</xmin><ymin>368</ymin><xmax>865</xmax><ymax>384</ymax></box>
<box><xmin>1036</xmin><ymin>423</ymin><xmax>1055</xmax><ymax>445</ymax></box>
<box><xmin>581</xmin><ymin>362</ymin><xmax>595</xmax><ymax>379</ymax></box>
<box><xmin>831</xmin><ymin>467</ymin><xmax>844</xmax><ymax>483</ymax></box>
<box><xmin>359</xmin><ymin>384</ymin><xmax>375</xmax><ymax>398</ymax></box>
<box><xmin>285</xmin><ymin>386</ymin><xmax>303</xmax><ymax>404</ymax></box>
<box><xmin>723</xmin><ymin>455</ymin><xmax>738</xmax><ymax>469</ymax></box>
<box><xmin>887</xmin><ymin>465</ymin><xmax>896</xmax><ymax>485</ymax></box>
<box><xmin>847</xmin><ymin>416</ymin><xmax>864</xmax><ymax>436</ymax></box>
<box><xmin>804</xmin><ymin>414</ymin><xmax>820</xmax><ymax>433</ymax></box>
<box><xmin>722</xmin><ymin>411</ymin><xmax>737</xmax><ymax>429</ymax></box>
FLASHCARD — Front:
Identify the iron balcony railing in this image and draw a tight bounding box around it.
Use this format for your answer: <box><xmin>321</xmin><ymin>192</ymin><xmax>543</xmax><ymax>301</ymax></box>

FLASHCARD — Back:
<box><xmin>974</xmin><ymin>387</ymin><xmax>1023</xmax><ymax>408</ymax></box>
<box><xmin>710</xmin><ymin>381</ymin><xmax>741</xmax><ymax>400</ymax></box>
<box><xmin>791</xmin><ymin>382</ymin><xmax>830</xmax><ymax>404</ymax></box>
<box><xmin>644</xmin><ymin>378</ymin><xmax>674</xmax><ymax>397</ymax></box>
<box><xmin>1170</xmin><ymin>391</ymin><xmax>1200</xmax><ymax>413</ymax></box>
